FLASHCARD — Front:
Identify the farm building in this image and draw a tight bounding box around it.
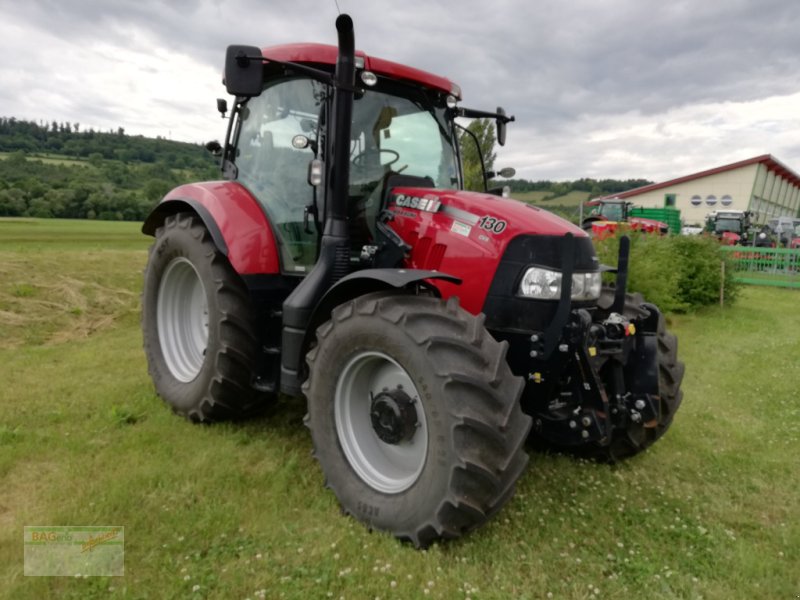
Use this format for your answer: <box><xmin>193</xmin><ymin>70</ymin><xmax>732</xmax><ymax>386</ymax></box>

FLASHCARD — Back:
<box><xmin>599</xmin><ymin>155</ymin><xmax>800</xmax><ymax>227</ymax></box>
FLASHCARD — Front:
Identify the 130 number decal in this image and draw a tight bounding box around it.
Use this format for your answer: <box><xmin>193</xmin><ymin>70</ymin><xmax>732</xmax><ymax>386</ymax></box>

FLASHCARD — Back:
<box><xmin>478</xmin><ymin>216</ymin><xmax>507</xmax><ymax>234</ymax></box>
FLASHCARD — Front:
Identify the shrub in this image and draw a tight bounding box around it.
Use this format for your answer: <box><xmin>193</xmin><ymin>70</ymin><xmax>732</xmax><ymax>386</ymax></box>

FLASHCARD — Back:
<box><xmin>593</xmin><ymin>232</ymin><xmax>740</xmax><ymax>312</ymax></box>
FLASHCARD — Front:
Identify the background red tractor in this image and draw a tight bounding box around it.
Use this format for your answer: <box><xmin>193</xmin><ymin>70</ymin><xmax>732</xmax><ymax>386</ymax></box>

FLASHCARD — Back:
<box><xmin>582</xmin><ymin>198</ymin><xmax>669</xmax><ymax>238</ymax></box>
<box><xmin>141</xmin><ymin>15</ymin><xmax>684</xmax><ymax>547</ymax></box>
<box><xmin>704</xmin><ymin>209</ymin><xmax>753</xmax><ymax>245</ymax></box>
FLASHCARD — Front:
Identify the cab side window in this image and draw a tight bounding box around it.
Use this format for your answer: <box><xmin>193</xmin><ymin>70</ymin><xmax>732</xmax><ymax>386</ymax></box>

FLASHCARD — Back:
<box><xmin>235</xmin><ymin>77</ymin><xmax>325</xmax><ymax>273</ymax></box>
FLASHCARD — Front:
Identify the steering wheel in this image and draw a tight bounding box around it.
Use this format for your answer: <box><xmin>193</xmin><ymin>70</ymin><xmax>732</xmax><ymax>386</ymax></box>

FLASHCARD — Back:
<box><xmin>352</xmin><ymin>148</ymin><xmax>400</xmax><ymax>168</ymax></box>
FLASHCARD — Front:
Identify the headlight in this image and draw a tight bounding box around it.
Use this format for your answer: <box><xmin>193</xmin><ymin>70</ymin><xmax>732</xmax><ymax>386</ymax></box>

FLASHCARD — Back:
<box><xmin>519</xmin><ymin>267</ymin><xmax>601</xmax><ymax>301</ymax></box>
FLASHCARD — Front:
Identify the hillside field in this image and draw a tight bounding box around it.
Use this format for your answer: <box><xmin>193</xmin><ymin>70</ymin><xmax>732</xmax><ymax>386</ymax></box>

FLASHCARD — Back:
<box><xmin>511</xmin><ymin>190</ymin><xmax>591</xmax><ymax>207</ymax></box>
<box><xmin>1</xmin><ymin>218</ymin><xmax>798</xmax><ymax>599</ymax></box>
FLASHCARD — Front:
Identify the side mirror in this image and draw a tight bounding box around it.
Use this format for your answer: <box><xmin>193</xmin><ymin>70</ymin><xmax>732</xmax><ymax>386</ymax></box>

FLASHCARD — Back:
<box><xmin>224</xmin><ymin>45</ymin><xmax>263</xmax><ymax>97</ymax></box>
<box><xmin>497</xmin><ymin>167</ymin><xmax>515</xmax><ymax>178</ymax></box>
<box><xmin>205</xmin><ymin>140</ymin><xmax>223</xmax><ymax>157</ymax></box>
<box><xmin>216</xmin><ymin>98</ymin><xmax>228</xmax><ymax>118</ymax></box>
<box><xmin>486</xmin><ymin>167</ymin><xmax>516</xmax><ymax>179</ymax></box>
<box><xmin>497</xmin><ymin>106</ymin><xmax>507</xmax><ymax>146</ymax></box>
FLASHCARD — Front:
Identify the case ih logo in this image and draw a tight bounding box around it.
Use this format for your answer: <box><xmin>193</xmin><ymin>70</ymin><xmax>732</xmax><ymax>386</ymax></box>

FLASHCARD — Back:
<box><xmin>392</xmin><ymin>194</ymin><xmax>442</xmax><ymax>213</ymax></box>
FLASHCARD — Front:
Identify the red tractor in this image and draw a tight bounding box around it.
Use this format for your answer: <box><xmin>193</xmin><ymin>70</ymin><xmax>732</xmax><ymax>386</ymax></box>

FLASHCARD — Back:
<box><xmin>705</xmin><ymin>210</ymin><xmax>754</xmax><ymax>245</ymax></box>
<box><xmin>141</xmin><ymin>15</ymin><xmax>684</xmax><ymax>547</ymax></box>
<box><xmin>582</xmin><ymin>198</ymin><xmax>668</xmax><ymax>238</ymax></box>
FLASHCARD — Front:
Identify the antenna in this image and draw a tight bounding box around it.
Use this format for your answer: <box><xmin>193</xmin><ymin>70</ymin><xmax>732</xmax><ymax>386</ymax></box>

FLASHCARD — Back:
<box><xmin>334</xmin><ymin>0</ymin><xmax>341</xmax><ymax>14</ymax></box>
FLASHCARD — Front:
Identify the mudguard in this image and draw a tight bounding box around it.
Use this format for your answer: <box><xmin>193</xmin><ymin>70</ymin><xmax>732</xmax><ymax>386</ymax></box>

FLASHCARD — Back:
<box><xmin>280</xmin><ymin>268</ymin><xmax>462</xmax><ymax>396</ymax></box>
<box><xmin>312</xmin><ymin>268</ymin><xmax>462</xmax><ymax>326</ymax></box>
<box><xmin>142</xmin><ymin>181</ymin><xmax>281</xmax><ymax>276</ymax></box>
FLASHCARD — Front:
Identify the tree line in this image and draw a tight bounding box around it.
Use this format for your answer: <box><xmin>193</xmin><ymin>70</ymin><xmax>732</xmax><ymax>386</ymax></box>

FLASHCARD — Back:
<box><xmin>0</xmin><ymin>117</ymin><xmax>214</xmax><ymax>169</ymax></box>
<box><xmin>504</xmin><ymin>177</ymin><xmax>653</xmax><ymax>199</ymax></box>
<box><xmin>0</xmin><ymin>150</ymin><xmax>219</xmax><ymax>221</ymax></box>
<box><xmin>0</xmin><ymin>118</ymin><xmax>218</xmax><ymax>221</ymax></box>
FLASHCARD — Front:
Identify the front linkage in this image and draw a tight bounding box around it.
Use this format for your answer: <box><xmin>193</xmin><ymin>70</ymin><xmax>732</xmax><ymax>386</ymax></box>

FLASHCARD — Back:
<box><xmin>525</xmin><ymin>236</ymin><xmax>664</xmax><ymax>453</ymax></box>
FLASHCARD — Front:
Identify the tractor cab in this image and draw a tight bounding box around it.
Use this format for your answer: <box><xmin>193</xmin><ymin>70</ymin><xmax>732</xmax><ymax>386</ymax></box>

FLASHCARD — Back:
<box><xmin>586</xmin><ymin>198</ymin><xmax>629</xmax><ymax>222</ymax></box>
<box><xmin>220</xmin><ymin>43</ymin><xmax>510</xmax><ymax>277</ymax></box>
<box><xmin>705</xmin><ymin>210</ymin><xmax>753</xmax><ymax>245</ymax></box>
<box><xmin>582</xmin><ymin>198</ymin><xmax>667</xmax><ymax>237</ymax></box>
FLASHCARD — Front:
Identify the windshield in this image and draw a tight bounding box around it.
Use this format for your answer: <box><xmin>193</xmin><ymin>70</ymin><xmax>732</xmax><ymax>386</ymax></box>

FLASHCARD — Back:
<box><xmin>715</xmin><ymin>218</ymin><xmax>742</xmax><ymax>233</ymax></box>
<box><xmin>350</xmin><ymin>86</ymin><xmax>457</xmax><ymax>189</ymax></box>
<box><xmin>594</xmin><ymin>203</ymin><xmax>624</xmax><ymax>222</ymax></box>
<box><xmin>347</xmin><ymin>82</ymin><xmax>458</xmax><ymax>247</ymax></box>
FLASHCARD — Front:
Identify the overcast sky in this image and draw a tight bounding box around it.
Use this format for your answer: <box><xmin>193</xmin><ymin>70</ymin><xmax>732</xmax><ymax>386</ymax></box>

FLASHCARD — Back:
<box><xmin>2</xmin><ymin>0</ymin><xmax>799</xmax><ymax>182</ymax></box>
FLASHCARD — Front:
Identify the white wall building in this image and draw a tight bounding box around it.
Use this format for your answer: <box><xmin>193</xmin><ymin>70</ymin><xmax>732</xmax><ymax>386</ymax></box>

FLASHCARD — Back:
<box><xmin>600</xmin><ymin>155</ymin><xmax>800</xmax><ymax>226</ymax></box>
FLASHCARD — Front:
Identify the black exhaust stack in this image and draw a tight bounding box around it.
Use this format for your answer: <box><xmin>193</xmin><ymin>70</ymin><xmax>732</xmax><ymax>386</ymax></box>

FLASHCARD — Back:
<box><xmin>280</xmin><ymin>14</ymin><xmax>356</xmax><ymax>396</ymax></box>
<box><xmin>326</xmin><ymin>14</ymin><xmax>356</xmax><ymax>233</ymax></box>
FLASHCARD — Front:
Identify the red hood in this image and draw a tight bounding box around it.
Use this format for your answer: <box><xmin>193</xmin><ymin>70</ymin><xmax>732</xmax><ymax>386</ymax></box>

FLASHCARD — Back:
<box><xmin>587</xmin><ymin>213</ymin><xmax>668</xmax><ymax>232</ymax></box>
<box><xmin>720</xmin><ymin>231</ymin><xmax>741</xmax><ymax>245</ymax></box>
<box><xmin>390</xmin><ymin>187</ymin><xmax>588</xmax><ymax>238</ymax></box>
<box><xmin>384</xmin><ymin>187</ymin><xmax>592</xmax><ymax>314</ymax></box>
<box><xmin>629</xmin><ymin>216</ymin><xmax>669</xmax><ymax>231</ymax></box>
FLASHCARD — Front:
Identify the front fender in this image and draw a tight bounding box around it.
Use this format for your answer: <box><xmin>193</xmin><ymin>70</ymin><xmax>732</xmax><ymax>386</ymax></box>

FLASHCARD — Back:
<box><xmin>142</xmin><ymin>181</ymin><xmax>280</xmax><ymax>275</ymax></box>
<box><xmin>304</xmin><ymin>268</ymin><xmax>462</xmax><ymax>355</ymax></box>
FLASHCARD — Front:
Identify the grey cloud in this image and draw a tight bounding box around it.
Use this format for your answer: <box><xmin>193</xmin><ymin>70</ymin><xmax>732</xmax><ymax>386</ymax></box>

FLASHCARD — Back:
<box><xmin>3</xmin><ymin>0</ymin><xmax>800</xmax><ymax>180</ymax></box>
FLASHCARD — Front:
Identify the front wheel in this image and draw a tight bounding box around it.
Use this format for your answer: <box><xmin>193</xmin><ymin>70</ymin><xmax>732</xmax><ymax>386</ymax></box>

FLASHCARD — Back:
<box><xmin>304</xmin><ymin>293</ymin><xmax>531</xmax><ymax>547</ymax></box>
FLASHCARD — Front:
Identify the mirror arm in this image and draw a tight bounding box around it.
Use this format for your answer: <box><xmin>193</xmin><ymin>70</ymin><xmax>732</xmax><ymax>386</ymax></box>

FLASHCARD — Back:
<box><xmin>453</xmin><ymin>107</ymin><xmax>515</xmax><ymax>124</ymax></box>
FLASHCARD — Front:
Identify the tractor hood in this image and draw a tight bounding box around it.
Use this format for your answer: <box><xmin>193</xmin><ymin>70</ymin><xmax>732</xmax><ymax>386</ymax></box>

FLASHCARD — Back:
<box><xmin>384</xmin><ymin>186</ymin><xmax>596</xmax><ymax>315</ymax></box>
<box><xmin>720</xmin><ymin>231</ymin><xmax>741</xmax><ymax>245</ymax></box>
<box><xmin>388</xmin><ymin>187</ymin><xmax>588</xmax><ymax>238</ymax></box>
<box><xmin>629</xmin><ymin>216</ymin><xmax>669</xmax><ymax>233</ymax></box>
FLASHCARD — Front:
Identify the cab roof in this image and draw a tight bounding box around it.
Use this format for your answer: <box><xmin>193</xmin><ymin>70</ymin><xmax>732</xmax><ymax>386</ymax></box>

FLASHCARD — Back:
<box><xmin>259</xmin><ymin>43</ymin><xmax>461</xmax><ymax>99</ymax></box>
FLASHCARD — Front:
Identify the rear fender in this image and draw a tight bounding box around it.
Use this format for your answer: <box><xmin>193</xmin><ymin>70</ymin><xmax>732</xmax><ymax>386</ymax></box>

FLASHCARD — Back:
<box><xmin>142</xmin><ymin>181</ymin><xmax>280</xmax><ymax>275</ymax></box>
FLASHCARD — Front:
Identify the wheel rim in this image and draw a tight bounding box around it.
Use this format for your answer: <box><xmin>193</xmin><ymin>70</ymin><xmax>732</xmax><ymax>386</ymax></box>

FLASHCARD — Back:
<box><xmin>335</xmin><ymin>351</ymin><xmax>428</xmax><ymax>494</ymax></box>
<box><xmin>156</xmin><ymin>257</ymin><xmax>209</xmax><ymax>383</ymax></box>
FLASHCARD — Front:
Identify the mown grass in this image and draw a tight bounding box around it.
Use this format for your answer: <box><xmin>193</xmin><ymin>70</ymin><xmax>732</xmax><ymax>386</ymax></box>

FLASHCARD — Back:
<box><xmin>1</xmin><ymin>218</ymin><xmax>798</xmax><ymax>599</ymax></box>
<box><xmin>0</xmin><ymin>219</ymin><xmax>146</xmax><ymax>347</ymax></box>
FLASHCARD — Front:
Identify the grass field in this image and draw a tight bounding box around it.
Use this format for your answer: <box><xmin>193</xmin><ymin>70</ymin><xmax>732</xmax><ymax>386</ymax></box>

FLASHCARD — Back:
<box><xmin>1</xmin><ymin>218</ymin><xmax>798</xmax><ymax>599</ymax></box>
<box><xmin>0</xmin><ymin>152</ymin><xmax>91</xmax><ymax>167</ymax></box>
<box><xmin>512</xmin><ymin>190</ymin><xmax>591</xmax><ymax>207</ymax></box>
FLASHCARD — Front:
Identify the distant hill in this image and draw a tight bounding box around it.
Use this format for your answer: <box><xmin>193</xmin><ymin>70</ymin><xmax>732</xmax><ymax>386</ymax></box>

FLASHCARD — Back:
<box><xmin>0</xmin><ymin>118</ymin><xmax>217</xmax><ymax>221</ymax></box>
<box><xmin>0</xmin><ymin>117</ymin><xmax>214</xmax><ymax>170</ymax></box>
<box><xmin>504</xmin><ymin>176</ymin><xmax>653</xmax><ymax>201</ymax></box>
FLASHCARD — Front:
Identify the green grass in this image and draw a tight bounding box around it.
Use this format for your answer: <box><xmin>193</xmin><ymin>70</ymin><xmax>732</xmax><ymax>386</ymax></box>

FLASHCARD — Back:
<box><xmin>512</xmin><ymin>190</ymin><xmax>591</xmax><ymax>207</ymax></box>
<box><xmin>1</xmin><ymin>218</ymin><xmax>798</xmax><ymax>599</ymax></box>
<box><xmin>0</xmin><ymin>152</ymin><xmax>91</xmax><ymax>167</ymax></box>
<box><xmin>511</xmin><ymin>190</ymin><xmax>552</xmax><ymax>203</ymax></box>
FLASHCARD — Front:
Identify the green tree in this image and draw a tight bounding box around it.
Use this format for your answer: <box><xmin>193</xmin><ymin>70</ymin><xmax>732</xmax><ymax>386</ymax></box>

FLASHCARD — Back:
<box><xmin>0</xmin><ymin>188</ymin><xmax>26</xmax><ymax>216</ymax></box>
<box><xmin>458</xmin><ymin>118</ymin><xmax>496</xmax><ymax>192</ymax></box>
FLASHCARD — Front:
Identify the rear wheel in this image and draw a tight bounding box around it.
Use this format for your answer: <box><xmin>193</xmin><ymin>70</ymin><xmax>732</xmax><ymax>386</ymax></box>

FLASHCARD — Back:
<box><xmin>304</xmin><ymin>293</ymin><xmax>531</xmax><ymax>547</ymax></box>
<box><xmin>142</xmin><ymin>212</ymin><xmax>270</xmax><ymax>421</ymax></box>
